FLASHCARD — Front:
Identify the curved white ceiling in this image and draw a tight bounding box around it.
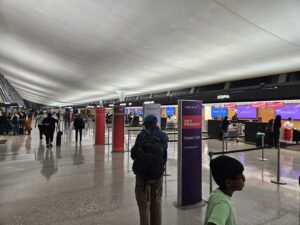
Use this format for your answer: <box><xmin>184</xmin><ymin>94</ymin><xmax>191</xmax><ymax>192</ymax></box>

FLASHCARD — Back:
<box><xmin>0</xmin><ymin>0</ymin><xmax>300</xmax><ymax>106</ymax></box>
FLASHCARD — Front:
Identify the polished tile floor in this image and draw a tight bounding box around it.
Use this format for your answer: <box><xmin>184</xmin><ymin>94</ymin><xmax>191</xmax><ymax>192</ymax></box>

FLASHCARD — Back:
<box><xmin>0</xmin><ymin>123</ymin><xmax>300</xmax><ymax>225</ymax></box>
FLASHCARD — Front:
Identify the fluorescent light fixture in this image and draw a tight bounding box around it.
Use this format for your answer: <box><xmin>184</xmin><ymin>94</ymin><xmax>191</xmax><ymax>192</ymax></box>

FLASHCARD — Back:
<box><xmin>144</xmin><ymin>101</ymin><xmax>155</xmax><ymax>104</ymax></box>
<box><xmin>4</xmin><ymin>102</ymin><xmax>11</xmax><ymax>104</ymax></box>
<box><xmin>109</xmin><ymin>104</ymin><xmax>114</xmax><ymax>107</ymax></box>
<box><xmin>120</xmin><ymin>103</ymin><xmax>126</xmax><ymax>106</ymax></box>
<box><xmin>86</xmin><ymin>106</ymin><xmax>94</xmax><ymax>108</ymax></box>
<box><xmin>128</xmin><ymin>102</ymin><xmax>132</xmax><ymax>106</ymax></box>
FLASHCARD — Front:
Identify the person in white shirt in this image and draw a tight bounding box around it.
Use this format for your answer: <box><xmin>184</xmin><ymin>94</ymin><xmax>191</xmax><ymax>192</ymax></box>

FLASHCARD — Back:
<box><xmin>284</xmin><ymin>117</ymin><xmax>294</xmax><ymax>141</ymax></box>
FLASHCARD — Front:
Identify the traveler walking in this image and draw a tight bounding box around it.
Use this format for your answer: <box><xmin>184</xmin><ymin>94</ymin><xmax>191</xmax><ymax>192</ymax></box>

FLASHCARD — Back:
<box><xmin>73</xmin><ymin>114</ymin><xmax>85</xmax><ymax>143</ymax></box>
<box><xmin>131</xmin><ymin>114</ymin><xmax>168</xmax><ymax>225</ymax></box>
<box><xmin>35</xmin><ymin>112</ymin><xmax>46</xmax><ymax>140</ymax></box>
<box><xmin>10</xmin><ymin>113</ymin><xmax>19</xmax><ymax>135</ymax></box>
<box><xmin>24</xmin><ymin>115</ymin><xmax>33</xmax><ymax>135</ymax></box>
<box><xmin>42</xmin><ymin>113</ymin><xmax>58</xmax><ymax>148</ymax></box>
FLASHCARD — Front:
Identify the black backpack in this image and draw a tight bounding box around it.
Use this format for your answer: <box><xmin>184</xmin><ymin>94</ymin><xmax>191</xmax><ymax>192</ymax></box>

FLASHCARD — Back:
<box><xmin>132</xmin><ymin>130</ymin><xmax>165</xmax><ymax>182</ymax></box>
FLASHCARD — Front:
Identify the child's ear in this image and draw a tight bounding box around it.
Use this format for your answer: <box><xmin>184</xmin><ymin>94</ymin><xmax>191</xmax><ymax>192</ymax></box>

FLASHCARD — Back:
<box><xmin>225</xmin><ymin>179</ymin><xmax>233</xmax><ymax>188</ymax></box>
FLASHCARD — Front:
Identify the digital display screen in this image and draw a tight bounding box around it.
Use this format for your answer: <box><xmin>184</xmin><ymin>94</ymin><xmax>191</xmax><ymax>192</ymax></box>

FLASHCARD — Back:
<box><xmin>166</xmin><ymin>107</ymin><xmax>175</xmax><ymax>116</ymax></box>
<box><xmin>275</xmin><ymin>104</ymin><xmax>300</xmax><ymax>120</ymax></box>
<box><xmin>237</xmin><ymin>106</ymin><xmax>257</xmax><ymax>119</ymax></box>
<box><xmin>211</xmin><ymin>107</ymin><xmax>227</xmax><ymax>118</ymax></box>
<box><xmin>129</xmin><ymin>109</ymin><xmax>135</xmax><ymax>115</ymax></box>
<box><xmin>137</xmin><ymin>108</ymin><xmax>143</xmax><ymax>115</ymax></box>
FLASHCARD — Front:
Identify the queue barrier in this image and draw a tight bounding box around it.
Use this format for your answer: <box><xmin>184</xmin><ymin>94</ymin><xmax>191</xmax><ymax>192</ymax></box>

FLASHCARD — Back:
<box><xmin>208</xmin><ymin>144</ymin><xmax>286</xmax><ymax>193</ymax></box>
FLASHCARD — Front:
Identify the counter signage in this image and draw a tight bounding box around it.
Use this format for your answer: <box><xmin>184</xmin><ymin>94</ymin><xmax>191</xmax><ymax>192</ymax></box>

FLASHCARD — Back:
<box><xmin>177</xmin><ymin>100</ymin><xmax>203</xmax><ymax>207</ymax></box>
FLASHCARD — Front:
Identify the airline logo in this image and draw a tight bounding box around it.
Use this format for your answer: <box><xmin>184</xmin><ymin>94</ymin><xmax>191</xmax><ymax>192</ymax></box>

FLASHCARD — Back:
<box><xmin>217</xmin><ymin>95</ymin><xmax>230</xmax><ymax>99</ymax></box>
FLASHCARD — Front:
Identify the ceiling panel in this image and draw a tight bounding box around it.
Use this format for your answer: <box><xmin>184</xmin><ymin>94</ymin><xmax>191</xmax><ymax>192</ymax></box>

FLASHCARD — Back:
<box><xmin>0</xmin><ymin>0</ymin><xmax>300</xmax><ymax>105</ymax></box>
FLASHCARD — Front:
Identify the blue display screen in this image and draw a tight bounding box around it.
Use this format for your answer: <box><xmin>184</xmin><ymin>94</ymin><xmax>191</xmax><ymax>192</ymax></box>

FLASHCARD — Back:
<box><xmin>137</xmin><ymin>108</ymin><xmax>143</xmax><ymax>115</ymax></box>
<box><xmin>166</xmin><ymin>107</ymin><xmax>175</xmax><ymax>116</ymax></box>
<box><xmin>129</xmin><ymin>109</ymin><xmax>135</xmax><ymax>115</ymax></box>
<box><xmin>211</xmin><ymin>107</ymin><xmax>227</xmax><ymax>118</ymax></box>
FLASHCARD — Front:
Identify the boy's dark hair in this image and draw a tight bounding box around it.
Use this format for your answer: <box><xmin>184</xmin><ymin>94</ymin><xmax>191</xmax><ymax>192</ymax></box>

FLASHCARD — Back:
<box><xmin>210</xmin><ymin>155</ymin><xmax>244</xmax><ymax>188</ymax></box>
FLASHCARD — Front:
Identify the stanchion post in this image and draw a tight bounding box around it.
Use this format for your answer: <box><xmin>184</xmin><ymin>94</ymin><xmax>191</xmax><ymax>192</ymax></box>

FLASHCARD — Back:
<box><xmin>107</xmin><ymin>126</ymin><xmax>110</xmax><ymax>145</ymax></box>
<box><xmin>163</xmin><ymin>161</ymin><xmax>171</xmax><ymax>176</ymax></box>
<box><xmin>127</xmin><ymin>129</ymin><xmax>130</xmax><ymax>151</ymax></box>
<box><xmin>222</xmin><ymin>134</ymin><xmax>225</xmax><ymax>155</ymax></box>
<box><xmin>271</xmin><ymin>142</ymin><xmax>286</xmax><ymax>185</ymax></box>
<box><xmin>209</xmin><ymin>152</ymin><xmax>213</xmax><ymax>193</ymax></box>
<box><xmin>226</xmin><ymin>138</ymin><xmax>228</xmax><ymax>152</ymax></box>
<box><xmin>259</xmin><ymin>134</ymin><xmax>268</xmax><ymax>161</ymax></box>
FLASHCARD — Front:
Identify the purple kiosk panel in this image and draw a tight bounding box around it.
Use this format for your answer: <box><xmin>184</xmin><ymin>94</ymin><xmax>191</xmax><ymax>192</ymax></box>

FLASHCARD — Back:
<box><xmin>177</xmin><ymin>100</ymin><xmax>203</xmax><ymax>208</ymax></box>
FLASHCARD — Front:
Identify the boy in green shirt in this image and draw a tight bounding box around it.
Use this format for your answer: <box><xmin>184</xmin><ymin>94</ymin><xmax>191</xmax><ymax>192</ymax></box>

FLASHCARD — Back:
<box><xmin>204</xmin><ymin>156</ymin><xmax>245</xmax><ymax>225</ymax></box>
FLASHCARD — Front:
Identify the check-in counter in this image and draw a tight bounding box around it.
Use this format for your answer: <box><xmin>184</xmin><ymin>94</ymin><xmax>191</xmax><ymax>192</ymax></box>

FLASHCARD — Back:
<box><xmin>244</xmin><ymin>121</ymin><xmax>268</xmax><ymax>143</ymax></box>
<box><xmin>208</xmin><ymin>120</ymin><xmax>222</xmax><ymax>138</ymax></box>
<box><xmin>293</xmin><ymin>129</ymin><xmax>300</xmax><ymax>144</ymax></box>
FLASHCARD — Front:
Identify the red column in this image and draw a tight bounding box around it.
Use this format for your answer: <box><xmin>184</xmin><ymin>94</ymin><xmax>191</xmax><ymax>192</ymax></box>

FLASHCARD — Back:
<box><xmin>95</xmin><ymin>107</ymin><xmax>106</xmax><ymax>145</ymax></box>
<box><xmin>112</xmin><ymin>106</ymin><xmax>125</xmax><ymax>152</ymax></box>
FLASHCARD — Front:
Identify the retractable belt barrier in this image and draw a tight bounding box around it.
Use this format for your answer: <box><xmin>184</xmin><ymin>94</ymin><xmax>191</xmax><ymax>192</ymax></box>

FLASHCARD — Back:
<box><xmin>208</xmin><ymin>144</ymin><xmax>285</xmax><ymax>193</ymax></box>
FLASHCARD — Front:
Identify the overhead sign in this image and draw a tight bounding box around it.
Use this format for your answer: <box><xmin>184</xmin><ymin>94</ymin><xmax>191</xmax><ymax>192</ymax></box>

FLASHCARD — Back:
<box><xmin>217</xmin><ymin>94</ymin><xmax>230</xmax><ymax>100</ymax></box>
<box><xmin>267</xmin><ymin>102</ymin><xmax>284</xmax><ymax>108</ymax></box>
<box><xmin>224</xmin><ymin>103</ymin><xmax>236</xmax><ymax>108</ymax></box>
<box><xmin>251</xmin><ymin>102</ymin><xmax>266</xmax><ymax>108</ymax></box>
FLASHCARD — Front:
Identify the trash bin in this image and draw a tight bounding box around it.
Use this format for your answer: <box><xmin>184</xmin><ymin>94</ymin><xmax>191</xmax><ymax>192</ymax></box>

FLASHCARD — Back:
<box><xmin>256</xmin><ymin>132</ymin><xmax>265</xmax><ymax>147</ymax></box>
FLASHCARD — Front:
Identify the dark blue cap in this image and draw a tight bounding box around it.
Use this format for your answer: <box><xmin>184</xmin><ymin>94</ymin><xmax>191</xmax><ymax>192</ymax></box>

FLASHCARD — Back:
<box><xmin>143</xmin><ymin>114</ymin><xmax>158</xmax><ymax>124</ymax></box>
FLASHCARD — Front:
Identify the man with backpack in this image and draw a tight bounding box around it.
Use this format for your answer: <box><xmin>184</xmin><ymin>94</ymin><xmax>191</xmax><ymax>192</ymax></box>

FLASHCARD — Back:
<box><xmin>131</xmin><ymin>114</ymin><xmax>168</xmax><ymax>225</ymax></box>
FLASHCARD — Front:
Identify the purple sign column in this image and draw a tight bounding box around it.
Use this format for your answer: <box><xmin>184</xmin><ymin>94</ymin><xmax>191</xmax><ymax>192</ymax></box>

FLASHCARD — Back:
<box><xmin>176</xmin><ymin>100</ymin><xmax>205</xmax><ymax>208</ymax></box>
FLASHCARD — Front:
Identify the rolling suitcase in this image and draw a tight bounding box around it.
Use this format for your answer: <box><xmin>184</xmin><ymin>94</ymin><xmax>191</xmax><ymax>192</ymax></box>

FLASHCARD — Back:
<box><xmin>56</xmin><ymin>131</ymin><xmax>63</xmax><ymax>146</ymax></box>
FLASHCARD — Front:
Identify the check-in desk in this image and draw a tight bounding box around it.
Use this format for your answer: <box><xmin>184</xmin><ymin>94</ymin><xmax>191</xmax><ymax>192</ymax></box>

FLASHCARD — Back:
<box><xmin>244</xmin><ymin>121</ymin><xmax>268</xmax><ymax>143</ymax></box>
<box><xmin>207</xmin><ymin>120</ymin><xmax>222</xmax><ymax>138</ymax></box>
<box><xmin>293</xmin><ymin>129</ymin><xmax>300</xmax><ymax>144</ymax></box>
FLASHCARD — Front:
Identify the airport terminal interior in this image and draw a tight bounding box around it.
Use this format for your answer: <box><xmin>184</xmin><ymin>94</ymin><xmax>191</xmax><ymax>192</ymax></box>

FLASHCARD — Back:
<box><xmin>1</xmin><ymin>123</ymin><xmax>300</xmax><ymax>225</ymax></box>
<box><xmin>1</xmin><ymin>1</ymin><xmax>300</xmax><ymax>225</ymax></box>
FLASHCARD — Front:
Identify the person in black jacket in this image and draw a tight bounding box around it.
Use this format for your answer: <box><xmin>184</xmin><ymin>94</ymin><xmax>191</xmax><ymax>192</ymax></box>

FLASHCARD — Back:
<box><xmin>218</xmin><ymin>116</ymin><xmax>230</xmax><ymax>140</ymax></box>
<box><xmin>273</xmin><ymin>115</ymin><xmax>282</xmax><ymax>148</ymax></box>
<box><xmin>42</xmin><ymin>113</ymin><xmax>58</xmax><ymax>148</ymax></box>
<box><xmin>73</xmin><ymin>114</ymin><xmax>85</xmax><ymax>143</ymax></box>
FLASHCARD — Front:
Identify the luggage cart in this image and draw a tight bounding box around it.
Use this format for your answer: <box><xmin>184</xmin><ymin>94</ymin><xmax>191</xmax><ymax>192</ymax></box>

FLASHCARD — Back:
<box><xmin>227</xmin><ymin>128</ymin><xmax>239</xmax><ymax>143</ymax></box>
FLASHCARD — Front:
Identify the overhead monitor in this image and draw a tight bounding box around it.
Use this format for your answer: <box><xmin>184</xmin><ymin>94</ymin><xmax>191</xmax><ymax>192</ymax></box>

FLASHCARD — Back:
<box><xmin>237</xmin><ymin>106</ymin><xmax>257</xmax><ymax>119</ymax></box>
<box><xmin>137</xmin><ymin>108</ymin><xmax>143</xmax><ymax>115</ymax></box>
<box><xmin>275</xmin><ymin>104</ymin><xmax>300</xmax><ymax>120</ymax></box>
<box><xmin>166</xmin><ymin>107</ymin><xmax>175</xmax><ymax>116</ymax></box>
<box><xmin>211</xmin><ymin>107</ymin><xmax>227</xmax><ymax>118</ymax></box>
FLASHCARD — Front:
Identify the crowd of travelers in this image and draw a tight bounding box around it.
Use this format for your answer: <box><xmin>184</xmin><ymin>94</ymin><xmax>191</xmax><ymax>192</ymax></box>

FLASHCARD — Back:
<box><xmin>0</xmin><ymin>111</ymin><xmax>33</xmax><ymax>136</ymax></box>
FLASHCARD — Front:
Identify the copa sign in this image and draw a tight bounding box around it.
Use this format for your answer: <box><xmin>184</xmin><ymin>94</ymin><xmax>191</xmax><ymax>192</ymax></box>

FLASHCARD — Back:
<box><xmin>217</xmin><ymin>95</ymin><xmax>230</xmax><ymax>100</ymax></box>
